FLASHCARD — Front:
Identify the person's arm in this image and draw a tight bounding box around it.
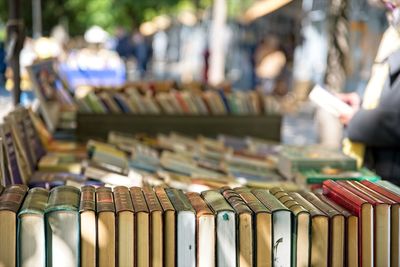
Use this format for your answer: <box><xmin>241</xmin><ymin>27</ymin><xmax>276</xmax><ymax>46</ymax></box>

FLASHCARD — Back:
<box><xmin>347</xmin><ymin>107</ymin><xmax>400</xmax><ymax>147</ymax></box>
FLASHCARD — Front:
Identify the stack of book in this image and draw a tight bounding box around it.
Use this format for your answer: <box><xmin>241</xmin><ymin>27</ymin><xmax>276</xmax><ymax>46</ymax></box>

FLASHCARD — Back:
<box><xmin>2</xmin><ymin>179</ymin><xmax>400</xmax><ymax>266</ymax></box>
<box><xmin>75</xmin><ymin>85</ymin><xmax>282</xmax><ymax>116</ymax></box>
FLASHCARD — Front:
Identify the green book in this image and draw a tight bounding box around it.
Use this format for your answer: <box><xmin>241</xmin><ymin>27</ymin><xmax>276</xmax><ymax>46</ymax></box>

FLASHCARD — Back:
<box><xmin>278</xmin><ymin>145</ymin><xmax>357</xmax><ymax>180</ymax></box>
<box><xmin>45</xmin><ymin>186</ymin><xmax>80</xmax><ymax>267</ymax></box>
<box><xmin>18</xmin><ymin>188</ymin><xmax>49</xmax><ymax>267</ymax></box>
<box><xmin>165</xmin><ymin>188</ymin><xmax>195</xmax><ymax>267</ymax></box>
<box><xmin>376</xmin><ymin>180</ymin><xmax>400</xmax><ymax>195</ymax></box>
<box><xmin>295</xmin><ymin>167</ymin><xmax>381</xmax><ymax>185</ymax></box>
<box><xmin>252</xmin><ymin>189</ymin><xmax>292</xmax><ymax>267</ymax></box>
<box><xmin>85</xmin><ymin>92</ymin><xmax>107</xmax><ymax>114</ymax></box>
<box><xmin>201</xmin><ymin>190</ymin><xmax>236</xmax><ymax>267</ymax></box>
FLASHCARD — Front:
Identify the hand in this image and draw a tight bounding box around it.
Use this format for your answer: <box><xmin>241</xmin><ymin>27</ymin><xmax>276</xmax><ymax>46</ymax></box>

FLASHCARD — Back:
<box><xmin>339</xmin><ymin>110</ymin><xmax>356</xmax><ymax>126</ymax></box>
<box><xmin>335</xmin><ymin>92</ymin><xmax>361</xmax><ymax>110</ymax></box>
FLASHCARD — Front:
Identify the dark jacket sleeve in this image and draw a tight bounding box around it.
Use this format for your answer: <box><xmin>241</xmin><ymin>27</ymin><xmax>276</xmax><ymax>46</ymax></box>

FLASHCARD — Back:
<box><xmin>347</xmin><ymin>107</ymin><xmax>400</xmax><ymax>147</ymax></box>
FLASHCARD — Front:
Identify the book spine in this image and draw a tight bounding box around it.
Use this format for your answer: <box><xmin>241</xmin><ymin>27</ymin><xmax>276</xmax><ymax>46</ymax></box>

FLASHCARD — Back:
<box><xmin>0</xmin><ymin>184</ymin><xmax>29</xmax><ymax>212</ymax></box>
<box><xmin>143</xmin><ymin>188</ymin><xmax>163</xmax><ymax>212</ymax></box>
<box><xmin>235</xmin><ymin>189</ymin><xmax>269</xmax><ymax>214</ymax></box>
<box><xmin>19</xmin><ymin>187</ymin><xmax>49</xmax><ymax>215</ymax></box>
<box><xmin>47</xmin><ymin>186</ymin><xmax>80</xmax><ymax>212</ymax></box>
<box><xmin>113</xmin><ymin>186</ymin><xmax>134</xmax><ymax>212</ymax></box>
<box><xmin>96</xmin><ymin>187</ymin><xmax>115</xmax><ymax>213</ymax></box>
<box><xmin>130</xmin><ymin>187</ymin><xmax>148</xmax><ymax>212</ymax></box>
<box><xmin>222</xmin><ymin>188</ymin><xmax>252</xmax><ymax>214</ymax></box>
<box><xmin>80</xmin><ymin>185</ymin><xmax>96</xmax><ymax>212</ymax></box>
<box><xmin>186</xmin><ymin>192</ymin><xmax>213</xmax><ymax>216</ymax></box>
<box><xmin>154</xmin><ymin>187</ymin><xmax>174</xmax><ymax>212</ymax></box>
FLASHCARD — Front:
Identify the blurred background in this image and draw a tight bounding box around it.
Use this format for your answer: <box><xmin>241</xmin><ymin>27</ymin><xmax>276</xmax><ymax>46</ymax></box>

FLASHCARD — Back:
<box><xmin>0</xmin><ymin>0</ymin><xmax>389</xmax><ymax>147</ymax></box>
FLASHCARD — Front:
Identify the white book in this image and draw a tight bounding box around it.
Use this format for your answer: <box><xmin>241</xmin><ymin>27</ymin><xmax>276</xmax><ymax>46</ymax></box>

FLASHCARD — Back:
<box><xmin>273</xmin><ymin>210</ymin><xmax>292</xmax><ymax>267</ymax></box>
<box><xmin>309</xmin><ymin>85</ymin><xmax>353</xmax><ymax>117</ymax></box>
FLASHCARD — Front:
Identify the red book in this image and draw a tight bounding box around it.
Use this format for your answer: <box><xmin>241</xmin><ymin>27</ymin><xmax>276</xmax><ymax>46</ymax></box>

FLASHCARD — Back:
<box><xmin>360</xmin><ymin>180</ymin><xmax>400</xmax><ymax>267</ymax></box>
<box><xmin>339</xmin><ymin>181</ymin><xmax>391</xmax><ymax>267</ymax></box>
<box><xmin>322</xmin><ymin>180</ymin><xmax>373</xmax><ymax>267</ymax></box>
<box><xmin>174</xmin><ymin>92</ymin><xmax>190</xmax><ymax>114</ymax></box>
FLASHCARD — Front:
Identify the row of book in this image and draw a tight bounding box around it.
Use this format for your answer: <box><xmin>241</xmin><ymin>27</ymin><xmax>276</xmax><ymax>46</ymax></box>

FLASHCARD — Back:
<box><xmin>2</xmin><ymin>179</ymin><xmax>400</xmax><ymax>267</ymax></box>
<box><xmin>0</xmin><ymin>106</ymin><xmax>380</xmax><ymax>192</ymax></box>
<box><xmin>76</xmin><ymin>86</ymin><xmax>282</xmax><ymax>116</ymax></box>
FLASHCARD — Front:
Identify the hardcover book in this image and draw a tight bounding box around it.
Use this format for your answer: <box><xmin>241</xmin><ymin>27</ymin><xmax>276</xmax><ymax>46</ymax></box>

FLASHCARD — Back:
<box><xmin>278</xmin><ymin>145</ymin><xmax>357</xmax><ymax>180</ymax></box>
<box><xmin>300</xmin><ymin>191</ymin><xmax>345</xmax><ymax>266</ymax></box>
<box><xmin>130</xmin><ymin>187</ymin><xmax>150</xmax><ymax>267</ymax></box>
<box><xmin>0</xmin><ymin>184</ymin><xmax>29</xmax><ymax>267</ymax></box>
<box><xmin>317</xmin><ymin>193</ymin><xmax>359</xmax><ymax>267</ymax></box>
<box><xmin>79</xmin><ymin>186</ymin><xmax>96</xmax><ymax>267</ymax></box>
<box><xmin>186</xmin><ymin>192</ymin><xmax>216</xmax><ymax>267</ymax></box>
<box><xmin>154</xmin><ymin>186</ymin><xmax>175</xmax><ymax>267</ymax></box>
<box><xmin>143</xmin><ymin>188</ymin><xmax>163</xmax><ymax>267</ymax></box>
<box><xmin>114</xmin><ymin>186</ymin><xmax>134</xmax><ymax>267</ymax></box>
<box><xmin>166</xmin><ymin>188</ymin><xmax>196</xmax><ymax>267</ymax></box>
<box><xmin>96</xmin><ymin>187</ymin><xmax>116</xmax><ymax>267</ymax></box>
<box><xmin>322</xmin><ymin>180</ymin><xmax>374</xmax><ymax>267</ymax></box>
<box><xmin>18</xmin><ymin>188</ymin><xmax>49</xmax><ymax>267</ymax></box>
<box><xmin>45</xmin><ymin>186</ymin><xmax>80</xmax><ymax>267</ymax></box>
<box><xmin>235</xmin><ymin>187</ymin><xmax>272</xmax><ymax>267</ymax></box>
<box><xmin>222</xmin><ymin>188</ymin><xmax>253</xmax><ymax>267</ymax></box>
<box><xmin>202</xmin><ymin>190</ymin><xmax>236</xmax><ymax>267</ymax></box>
<box><xmin>267</xmin><ymin>188</ymin><xmax>308</xmax><ymax>267</ymax></box>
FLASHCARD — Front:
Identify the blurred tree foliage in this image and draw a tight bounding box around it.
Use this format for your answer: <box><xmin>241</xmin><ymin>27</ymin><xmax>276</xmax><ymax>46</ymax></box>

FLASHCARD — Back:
<box><xmin>0</xmin><ymin>0</ymin><xmax>253</xmax><ymax>36</ymax></box>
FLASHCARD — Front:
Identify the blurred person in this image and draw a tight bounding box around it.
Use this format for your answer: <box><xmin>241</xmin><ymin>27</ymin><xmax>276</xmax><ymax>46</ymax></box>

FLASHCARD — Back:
<box><xmin>339</xmin><ymin>0</ymin><xmax>400</xmax><ymax>183</ymax></box>
<box><xmin>133</xmin><ymin>30</ymin><xmax>151</xmax><ymax>78</ymax></box>
<box><xmin>115</xmin><ymin>27</ymin><xmax>133</xmax><ymax>59</ymax></box>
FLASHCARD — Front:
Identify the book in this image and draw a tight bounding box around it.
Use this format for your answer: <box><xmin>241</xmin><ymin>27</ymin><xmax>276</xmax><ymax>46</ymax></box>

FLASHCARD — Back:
<box><xmin>38</xmin><ymin>153</ymin><xmax>82</xmax><ymax>174</ymax></box>
<box><xmin>0</xmin><ymin>139</ymin><xmax>12</xmax><ymax>186</ymax></box>
<box><xmin>45</xmin><ymin>186</ymin><xmax>80</xmax><ymax>267</ymax></box>
<box><xmin>154</xmin><ymin>186</ymin><xmax>175</xmax><ymax>267</ymax></box>
<box><xmin>235</xmin><ymin>187</ymin><xmax>272</xmax><ymax>267</ymax></box>
<box><xmin>322</xmin><ymin>180</ymin><xmax>374</xmax><ymax>267</ymax></box>
<box><xmin>317</xmin><ymin>193</ymin><xmax>359</xmax><ymax>267</ymax></box>
<box><xmin>79</xmin><ymin>185</ymin><xmax>96</xmax><ymax>267</ymax></box>
<box><xmin>166</xmin><ymin>188</ymin><xmax>196</xmax><ymax>267</ymax></box>
<box><xmin>252</xmin><ymin>188</ymin><xmax>294</xmax><ymax>266</ymax></box>
<box><xmin>1</xmin><ymin>123</ymin><xmax>27</xmax><ymax>184</ymax></box>
<box><xmin>309</xmin><ymin>84</ymin><xmax>353</xmax><ymax>117</ymax></box>
<box><xmin>0</xmin><ymin>185</ymin><xmax>28</xmax><ymax>267</ymax></box>
<box><xmin>130</xmin><ymin>187</ymin><xmax>150</xmax><ymax>267</ymax></box>
<box><xmin>186</xmin><ymin>192</ymin><xmax>216</xmax><ymax>267</ymax></box>
<box><xmin>375</xmin><ymin>180</ymin><xmax>400</xmax><ymax>195</ymax></box>
<box><xmin>96</xmin><ymin>187</ymin><xmax>116</xmax><ymax>267</ymax></box>
<box><xmin>143</xmin><ymin>188</ymin><xmax>163</xmax><ymax>267</ymax></box>
<box><xmin>201</xmin><ymin>190</ymin><xmax>236</xmax><ymax>267</ymax></box>
<box><xmin>295</xmin><ymin>167</ymin><xmax>381</xmax><ymax>186</ymax></box>
<box><xmin>289</xmin><ymin>192</ymin><xmax>329</xmax><ymax>267</ymax></box>
<box><xmin>267</xmin><ymin>188</ymin><xmax>307</xmax><ymax>267</ymax></box>
<box><xmin>361</xmin><ymin>180</ymin><xmax>400</xmax><ymax>267</ymax></box>
<box><xmin>339</xmin><ymin>181</ymin><xmax>391</xmax><ymax>267</ymax></box>
<box><xmin>18</xmin><ymin>187</ymin><xmax>49</xmax><ymax>267</ymax></box>
<box><xmin>278</xmin><ymin>145</ymin><xmax>357</xmax><ymax>180</ymax></box>
<box><xmin>29</xmin><ymin>172</ymin><xmax>87</xmax><ymax>189</ymax></box>
<box><xmin>300</xmin><ymin>191</ymin><xmax>345</xmax><ymax>266</ymax></box>
<box><xmin>114</xmin><ymin>186</ymin><xmax>134</xmax><ymax>267</ymax></box>
<box><xmin>221</xmin><ymin>188</ymin><xmax>253</xmax><ymax>267</ymax></box>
